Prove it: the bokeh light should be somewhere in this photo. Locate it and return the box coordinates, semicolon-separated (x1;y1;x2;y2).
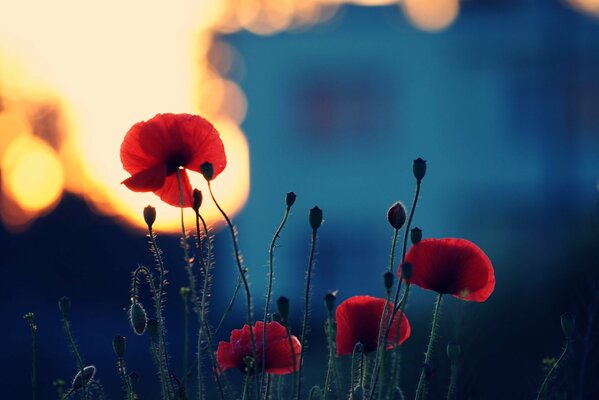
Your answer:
403;0;459;32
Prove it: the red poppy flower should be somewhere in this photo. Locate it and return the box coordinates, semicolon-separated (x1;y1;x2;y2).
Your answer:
399;238;495;302
216;321;301;375
120;113;226;208
335;295;410;356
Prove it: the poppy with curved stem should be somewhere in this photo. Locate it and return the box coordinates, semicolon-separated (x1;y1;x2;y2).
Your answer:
335;295;411;356
120;113;226;208
216;321;301;375
399;238;495;302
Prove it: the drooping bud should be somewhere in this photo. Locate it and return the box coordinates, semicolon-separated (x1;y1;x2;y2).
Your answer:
113;335;126;358
413;158;427;183
309;206;323;231
446;342;461;362
128;303;147;335
401;262;413;281
58;296;71;319
387;202;407;230
146;319;159;340
72;365;96;390
276;296;290;321
192;189;203;213
143;206;156;230
128;372;139;390
410;227;422;244
561;312;575;339
200;162;214;181
286;192;297;208
324;291;337;315
384;271;394;292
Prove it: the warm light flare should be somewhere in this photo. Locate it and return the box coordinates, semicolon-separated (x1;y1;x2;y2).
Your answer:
1;135;64;212
403;0;459;32
567;0;599;15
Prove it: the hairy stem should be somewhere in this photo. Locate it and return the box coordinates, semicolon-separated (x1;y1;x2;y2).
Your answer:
415;294;443;400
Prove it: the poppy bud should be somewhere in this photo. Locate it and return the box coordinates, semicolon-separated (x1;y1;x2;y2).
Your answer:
446;342;460;362
58;296;71;319
72;365;96;390
309;206;323;231
143;206;156;230
401;262;413;281
410;227;422;244
276;296;290;321
200;162;214;181
286;192;297;208
192;189;203;213
180;287;191;302
324;291;337;315
128;372;139;390
560;312;575;339
113;335;126;358
413;158;427;183
146;319;159;340
129;303;147;336
387;202;406;230
384;271;394;292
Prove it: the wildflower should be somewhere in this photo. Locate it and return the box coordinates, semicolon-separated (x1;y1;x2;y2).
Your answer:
399;238;495;302
216;321;300;375
335;295;410;356
120;113;226;208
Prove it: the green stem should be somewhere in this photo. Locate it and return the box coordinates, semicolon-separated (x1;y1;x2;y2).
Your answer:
323;316;341;400
296;229;318;400
415;293;443;400
261;205;292;395
446;362;457;400
215;277;242;334
208;181;258;397
242;372;252;400
117;358;133;400
151;338;169;400
387;284;411;398
183;293;190;397
536;341;570;400
286;324;298;398
61;317;87;400
24;314;37;400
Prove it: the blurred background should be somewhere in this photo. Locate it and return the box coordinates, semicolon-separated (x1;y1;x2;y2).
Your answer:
2;0;599;398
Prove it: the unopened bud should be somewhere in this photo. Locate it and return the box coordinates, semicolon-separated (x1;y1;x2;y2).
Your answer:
286;192;297;208
180;287;191;302
72;365;96;390
113;336;126;358
446;342;461;362
129;303;147;335
58;296;71;319
192;189;203;213
309;206;323;231
146;319;159;340
387;202;406;230
413;158;427;183
410;227;422;244
324;291;337;315
384;272;394;292
561;312;575;339
200;162;214;181
401;262;413;281
276;296;290;320
143;206;156;230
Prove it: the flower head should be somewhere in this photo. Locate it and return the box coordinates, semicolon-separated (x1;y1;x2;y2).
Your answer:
399;238;495;302
216;321;300;375
335;295;410;356
120;113;226;208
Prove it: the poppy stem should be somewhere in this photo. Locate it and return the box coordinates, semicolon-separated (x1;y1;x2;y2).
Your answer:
446;358;458;400
350;343;364;395
181;288;190;396
285;323;298;397
194;210;226;400
296;228;318;400
215;278;242;334
536;340;569;400
207;180;259;398
23;313;37;400
386;284;411;399
261;201;293;395
415;293;443;400
60;310;88;400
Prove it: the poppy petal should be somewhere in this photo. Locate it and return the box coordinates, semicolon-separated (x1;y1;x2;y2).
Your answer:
153;169;194;208
121;164;167;192
401;238;495;302
264;335;301;375
335;295;410;356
